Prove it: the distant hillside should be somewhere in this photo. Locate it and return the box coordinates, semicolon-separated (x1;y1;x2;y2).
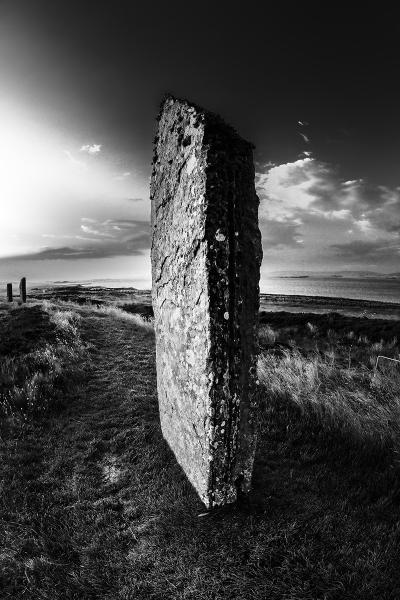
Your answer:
272;270;400;279
321;270;399;278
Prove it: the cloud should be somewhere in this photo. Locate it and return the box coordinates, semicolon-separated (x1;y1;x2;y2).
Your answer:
80;143;102;155
343;179;360;186
257;158;400;235
81;224;105;236
330;238;400;263
64;150;87;169
80;223;115;237
262;218;303;250
256;158;319;219
114;171;131;180
309;176;400;234
4;219;150;261
256;158;323;251
79;218;148;238
299;132;310;143
41;233;94;242
255;158;400;271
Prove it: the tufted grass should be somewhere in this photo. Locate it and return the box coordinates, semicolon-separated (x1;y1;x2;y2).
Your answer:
0;302;87;427
258;347;400;453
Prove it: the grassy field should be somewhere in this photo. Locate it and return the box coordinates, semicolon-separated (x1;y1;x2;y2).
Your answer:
1;299;400;599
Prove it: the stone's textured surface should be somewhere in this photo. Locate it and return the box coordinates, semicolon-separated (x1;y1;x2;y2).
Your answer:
19;277;26;303
151;95;262;508
6;283;12;302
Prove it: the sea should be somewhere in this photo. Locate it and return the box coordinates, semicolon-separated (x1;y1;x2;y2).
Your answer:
261;276;400;305
27;275;400;305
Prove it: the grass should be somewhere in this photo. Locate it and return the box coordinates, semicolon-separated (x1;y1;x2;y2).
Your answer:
258;318;400;456
95;304;154;330
35;297;154;330
260;309;400;344
258;348;400;452
1;301;400;599
0;302;87;427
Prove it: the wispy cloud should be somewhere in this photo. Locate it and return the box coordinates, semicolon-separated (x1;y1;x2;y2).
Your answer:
63;150;87;169
299;132;310;143
80;224;109;236
3;218;150;261
80;143;102;155
114;171;131;180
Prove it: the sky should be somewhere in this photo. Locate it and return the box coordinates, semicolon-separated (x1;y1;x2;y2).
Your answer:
1;1;400;288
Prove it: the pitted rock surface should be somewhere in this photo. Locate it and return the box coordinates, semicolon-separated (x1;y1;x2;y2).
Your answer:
150;95;262;507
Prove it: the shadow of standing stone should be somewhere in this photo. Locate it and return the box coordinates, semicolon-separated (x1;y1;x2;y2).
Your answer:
151;95;262;508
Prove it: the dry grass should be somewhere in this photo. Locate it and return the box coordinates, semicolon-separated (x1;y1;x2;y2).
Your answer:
258;347;400;452
95;304;154;330
258;324;277;345
36;297;154;331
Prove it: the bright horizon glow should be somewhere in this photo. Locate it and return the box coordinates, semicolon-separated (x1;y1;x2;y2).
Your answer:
0;97;149;261
0;99;68;256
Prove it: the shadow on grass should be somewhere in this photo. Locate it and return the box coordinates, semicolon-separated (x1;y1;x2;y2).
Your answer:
251;398;400;515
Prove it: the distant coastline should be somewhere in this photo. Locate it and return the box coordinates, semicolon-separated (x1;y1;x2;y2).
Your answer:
271;271;400;280
25;282;400;321
22;271;400;307
278;275;309;279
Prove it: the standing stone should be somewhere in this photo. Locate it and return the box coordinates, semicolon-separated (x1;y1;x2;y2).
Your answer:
6;283;12;302
150;95;262;508
19;277;26;303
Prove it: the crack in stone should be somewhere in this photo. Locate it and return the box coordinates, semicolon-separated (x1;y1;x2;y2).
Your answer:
155;254;170;284
183;238;203;289
155;194;171;214
155;157;188;215
192;423;205;455
156;244;182;288
194;289;204;306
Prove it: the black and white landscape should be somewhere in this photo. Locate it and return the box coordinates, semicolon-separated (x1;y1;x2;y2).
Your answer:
1;3;400;599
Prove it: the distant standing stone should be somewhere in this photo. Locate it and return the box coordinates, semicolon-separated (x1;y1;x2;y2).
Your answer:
7;283;12;302
19;277;26;303
151;95;262;508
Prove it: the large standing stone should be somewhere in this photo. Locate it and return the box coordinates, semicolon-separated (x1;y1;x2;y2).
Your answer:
7;283;12;302
19;277;26;303
150;95;262;508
